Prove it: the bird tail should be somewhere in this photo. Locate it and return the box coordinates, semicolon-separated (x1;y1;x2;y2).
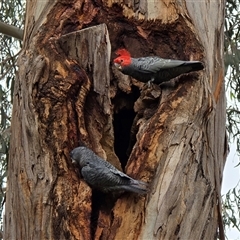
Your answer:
123;179;149;194
185;61;204;72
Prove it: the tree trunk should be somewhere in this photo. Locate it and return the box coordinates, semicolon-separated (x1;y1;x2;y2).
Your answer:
4;0;227;239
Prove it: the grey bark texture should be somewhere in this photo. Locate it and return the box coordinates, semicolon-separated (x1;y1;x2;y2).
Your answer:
4;0;226;239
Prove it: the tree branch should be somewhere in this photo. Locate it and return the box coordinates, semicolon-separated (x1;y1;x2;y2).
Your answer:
0;21;23;40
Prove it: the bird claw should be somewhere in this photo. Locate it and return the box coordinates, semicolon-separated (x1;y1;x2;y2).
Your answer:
147;78;154;88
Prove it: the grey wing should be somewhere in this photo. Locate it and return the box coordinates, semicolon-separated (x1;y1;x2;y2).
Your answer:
81;164;131;189
98;159;134;181
133;57;186;73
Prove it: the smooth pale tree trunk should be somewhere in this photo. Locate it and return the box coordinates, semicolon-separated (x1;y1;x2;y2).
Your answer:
4;0;226;239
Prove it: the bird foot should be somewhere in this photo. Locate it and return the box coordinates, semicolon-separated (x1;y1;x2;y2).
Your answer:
160;78;180;88
147;78;154;88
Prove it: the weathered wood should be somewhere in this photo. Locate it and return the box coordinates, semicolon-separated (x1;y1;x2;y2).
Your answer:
4;15;112;240
100;1;226;239
4;0;226;239
57;24;121;169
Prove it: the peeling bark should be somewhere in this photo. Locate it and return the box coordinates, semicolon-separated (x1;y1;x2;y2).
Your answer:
4;0;226;239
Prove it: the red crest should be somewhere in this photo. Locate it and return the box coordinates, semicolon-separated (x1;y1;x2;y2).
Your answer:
116;49;131;57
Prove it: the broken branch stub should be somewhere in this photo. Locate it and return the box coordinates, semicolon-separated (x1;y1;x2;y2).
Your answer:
58;23;111;107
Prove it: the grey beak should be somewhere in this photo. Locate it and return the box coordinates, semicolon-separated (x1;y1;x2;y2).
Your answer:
71;158;77;164
114;63;121;70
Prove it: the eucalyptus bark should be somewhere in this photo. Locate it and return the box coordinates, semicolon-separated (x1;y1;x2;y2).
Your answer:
4;0;226;240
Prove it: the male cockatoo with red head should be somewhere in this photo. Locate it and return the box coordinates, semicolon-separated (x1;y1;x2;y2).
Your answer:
113;49;204;84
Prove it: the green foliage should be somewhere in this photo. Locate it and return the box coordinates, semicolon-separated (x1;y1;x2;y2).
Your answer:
222;184;240;232
225;0;240;150
223;0;240;238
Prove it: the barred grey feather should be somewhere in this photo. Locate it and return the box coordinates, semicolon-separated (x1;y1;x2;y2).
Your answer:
113;49;204;84
70;146;148;194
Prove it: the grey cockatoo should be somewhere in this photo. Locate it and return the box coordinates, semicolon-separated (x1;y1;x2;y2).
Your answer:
70;146;148;194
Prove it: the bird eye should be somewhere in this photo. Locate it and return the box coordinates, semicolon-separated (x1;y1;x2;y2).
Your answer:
120;59;123;62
